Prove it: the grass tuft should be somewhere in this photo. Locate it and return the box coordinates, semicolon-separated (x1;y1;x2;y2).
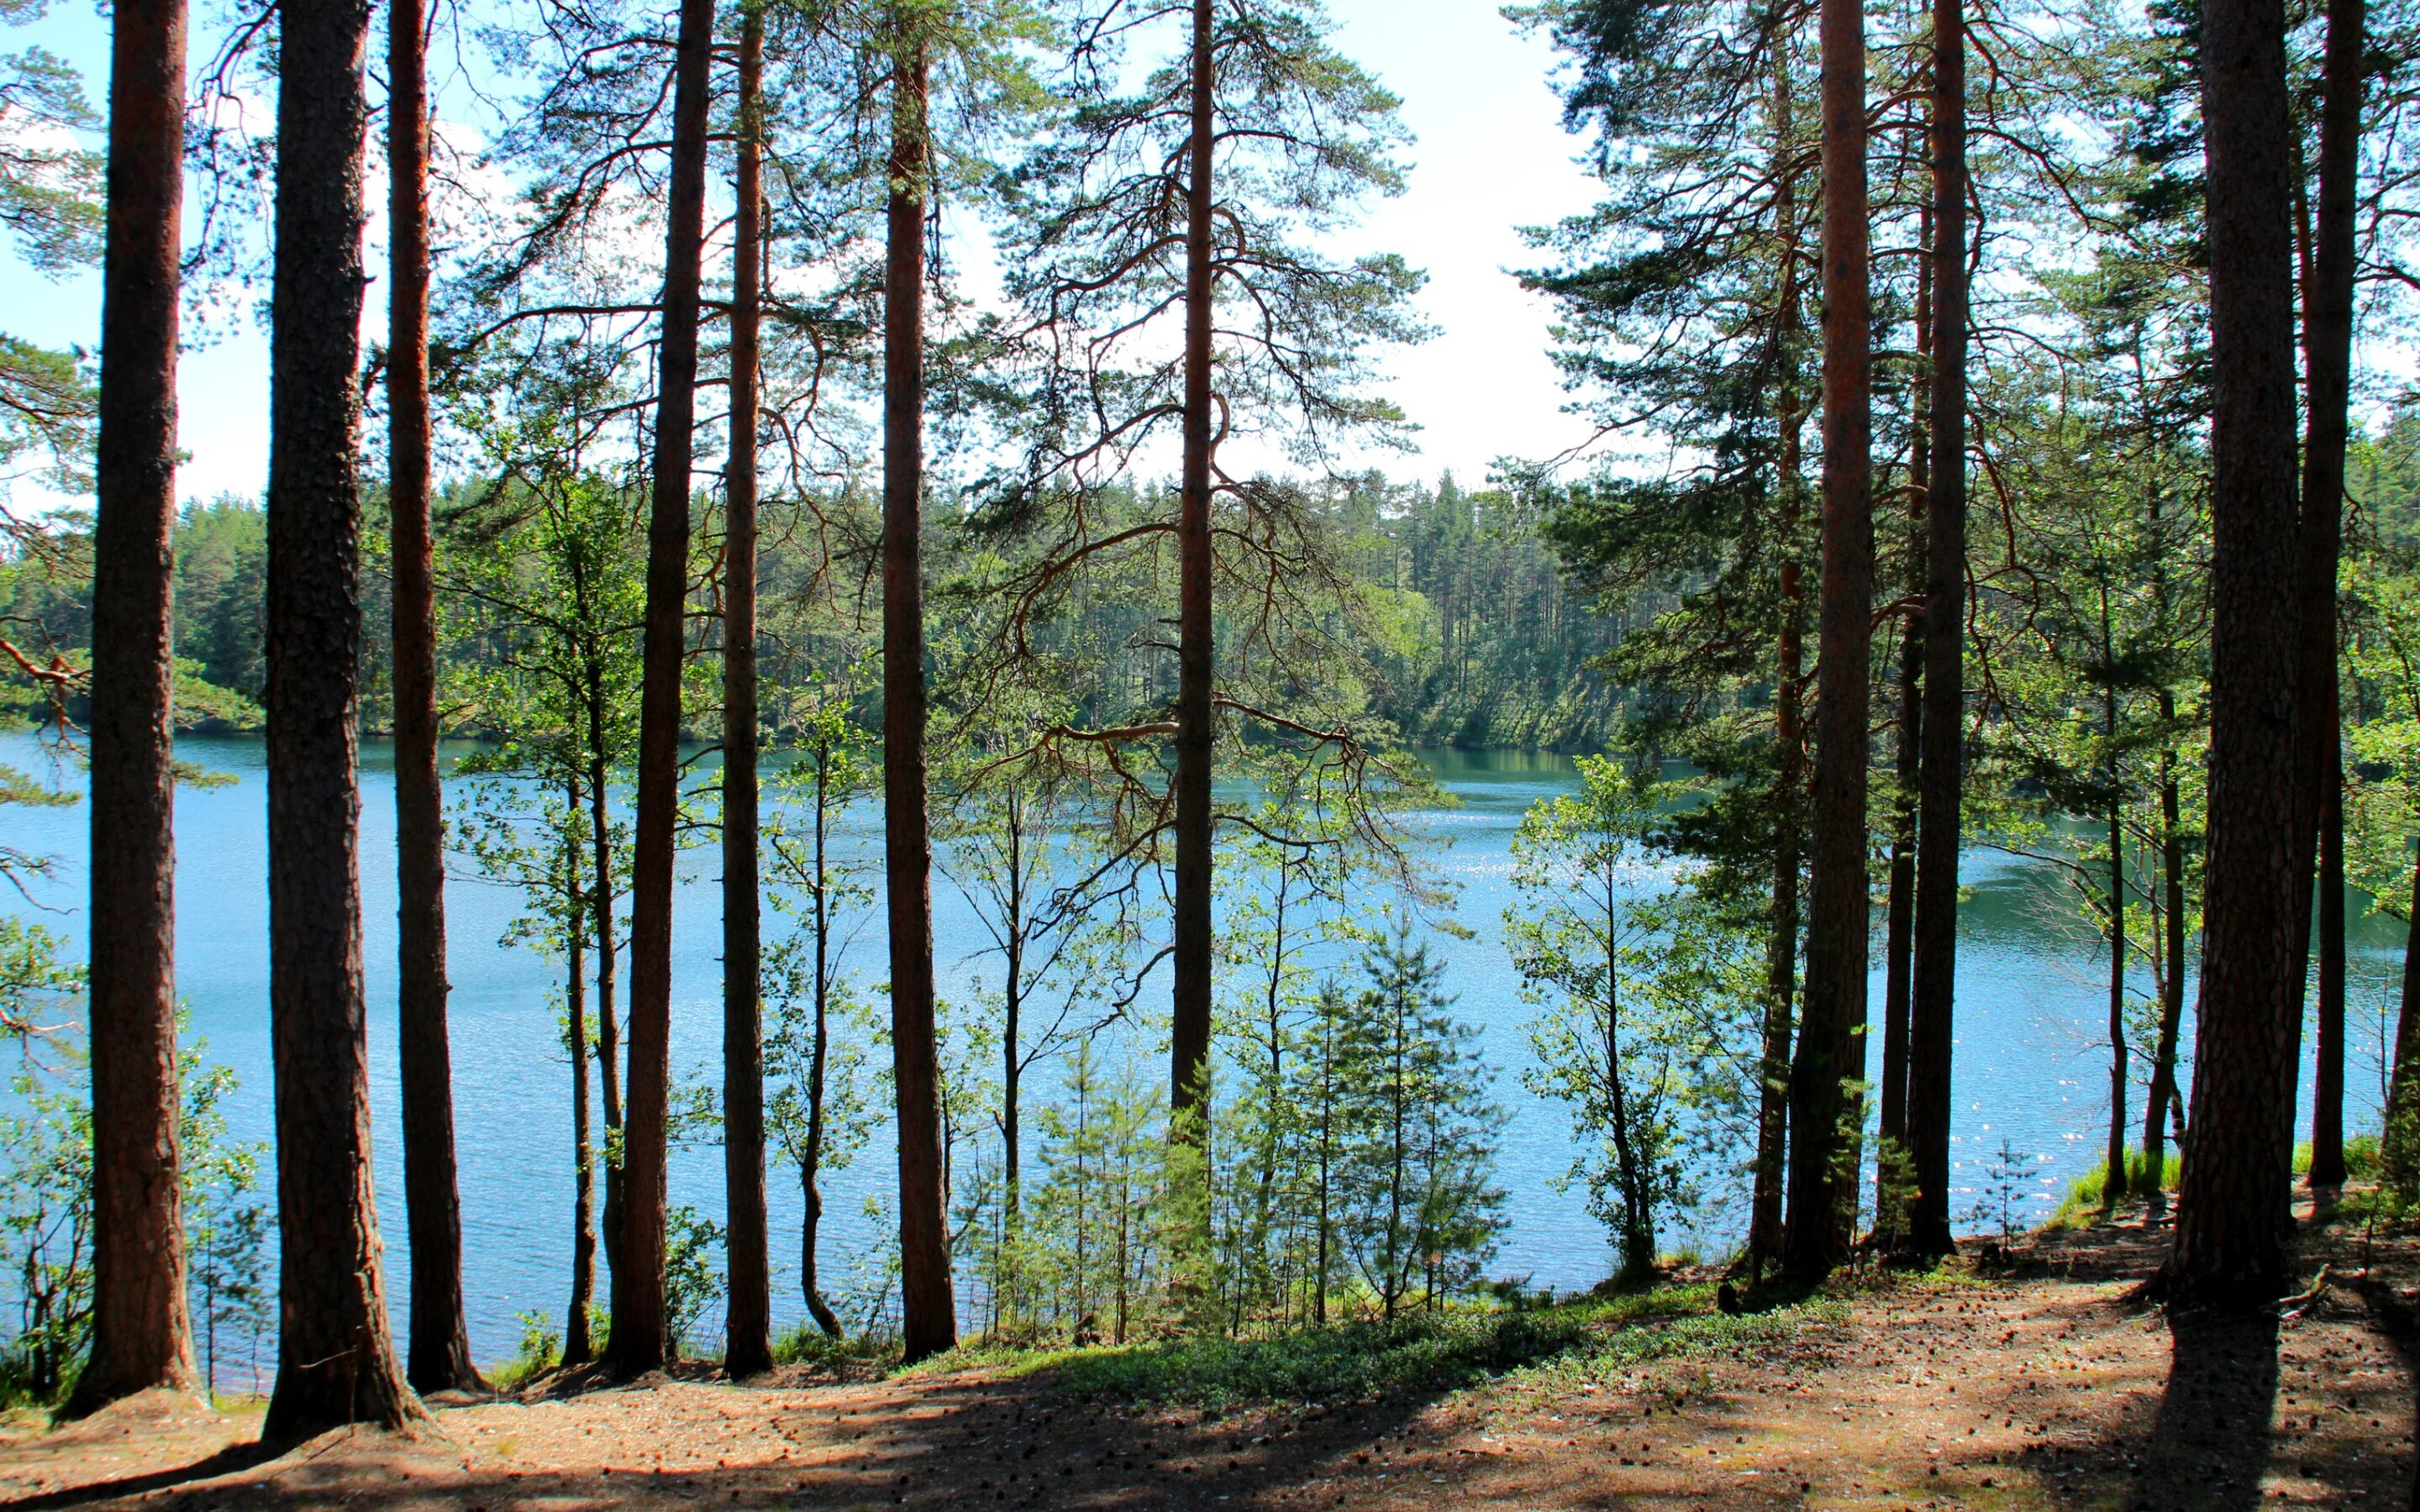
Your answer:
915;1282;1839;1411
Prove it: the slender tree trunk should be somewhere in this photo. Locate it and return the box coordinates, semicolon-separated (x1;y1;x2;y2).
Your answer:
2381;862;2420;1185
2144;716;2188;1214
1880;209;1932;1188
388;0;477;1397
1749;31;1803;1282
1783;0;1873;1278
2311;738;2348;1189
882;24;955;1365
801;753;842;1338
2105;738;2130;1208
1171;0;1218;1154
721;3;771;1379
565;792;597;1366
2300;0;2361;1194
587;693;623;1282
612;0;716;1374
261;0;421;1437
72;0;197;1416
2169;0;2307;1307
1903;0;1967;1260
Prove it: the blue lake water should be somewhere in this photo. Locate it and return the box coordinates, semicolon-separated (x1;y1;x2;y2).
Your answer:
0;732;2402;1375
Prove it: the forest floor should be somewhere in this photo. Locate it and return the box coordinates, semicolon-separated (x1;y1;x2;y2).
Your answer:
5;1200;2417;1511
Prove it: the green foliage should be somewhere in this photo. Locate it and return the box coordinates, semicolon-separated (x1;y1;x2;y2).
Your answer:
1328;924;1507;1320
1508;759;1763;1283
665;1205;726;1354
491;1310;565;1392
0;927;266;1408
1003;1281;1833;1411
2049;1150;2181;1227
1966;1140;2043;1245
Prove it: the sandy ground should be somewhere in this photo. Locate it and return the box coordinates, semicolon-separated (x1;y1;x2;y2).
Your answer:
4;1209;2414;1511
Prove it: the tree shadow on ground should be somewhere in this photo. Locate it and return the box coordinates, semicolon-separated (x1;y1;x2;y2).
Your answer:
2128;1308;2279;1512
4;1439;286;1511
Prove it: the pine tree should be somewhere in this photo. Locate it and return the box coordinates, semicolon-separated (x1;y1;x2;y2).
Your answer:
73;0;195;1414
260;0;420;1436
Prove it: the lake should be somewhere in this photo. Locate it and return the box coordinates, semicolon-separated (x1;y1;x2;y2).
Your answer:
0;732;2403;1373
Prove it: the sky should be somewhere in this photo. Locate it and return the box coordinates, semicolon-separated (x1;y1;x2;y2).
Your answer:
0;0;1607;510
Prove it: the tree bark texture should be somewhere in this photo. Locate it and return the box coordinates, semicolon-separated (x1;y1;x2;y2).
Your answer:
1783;0;1873;1279
722;3;771;1379
2170;0;2308;1306
1171;0;1218;1146
883;30;955;1365
261;0;421;1438
612;0;715;1374
1904;0;1967;1259
2299;0;2361;1194
387;0;477;1397
74;0;197;1415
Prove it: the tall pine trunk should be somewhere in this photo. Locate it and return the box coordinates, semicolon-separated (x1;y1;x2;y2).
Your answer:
1749;30;1804;1280
1783;0;1873;1278
721;2;771;1380
2169;0;2307;1307
73;0;197;1416
1903;0;1967;1259
2300;0;2361;1194
883;24;955;1365
388;0;477;1396
612;0;716;1373
1171;0;1218;1157
261;0;420;1437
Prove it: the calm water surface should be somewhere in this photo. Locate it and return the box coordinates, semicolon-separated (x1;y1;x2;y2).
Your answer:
0;733;2401;1365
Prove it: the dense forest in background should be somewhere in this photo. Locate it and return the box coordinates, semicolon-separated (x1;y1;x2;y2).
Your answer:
0;472;1624;753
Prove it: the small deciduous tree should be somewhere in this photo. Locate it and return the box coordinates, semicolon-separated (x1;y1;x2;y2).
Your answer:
1507;759;1681;1286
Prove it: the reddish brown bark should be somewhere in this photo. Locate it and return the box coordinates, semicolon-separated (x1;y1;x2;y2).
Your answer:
1903;0;1967;1259
722;1;771;1380
882;28;955;1365
1782;0;1873;1279
612;0;717;1374
2300;0;2361;1194
72;0;197;1416
260;0;421;1439
2168;0;2307;1307
388;0;478;1396
1170;0;1218;1150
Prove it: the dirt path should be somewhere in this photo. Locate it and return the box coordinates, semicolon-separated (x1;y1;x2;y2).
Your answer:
5;1213;2413;1511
